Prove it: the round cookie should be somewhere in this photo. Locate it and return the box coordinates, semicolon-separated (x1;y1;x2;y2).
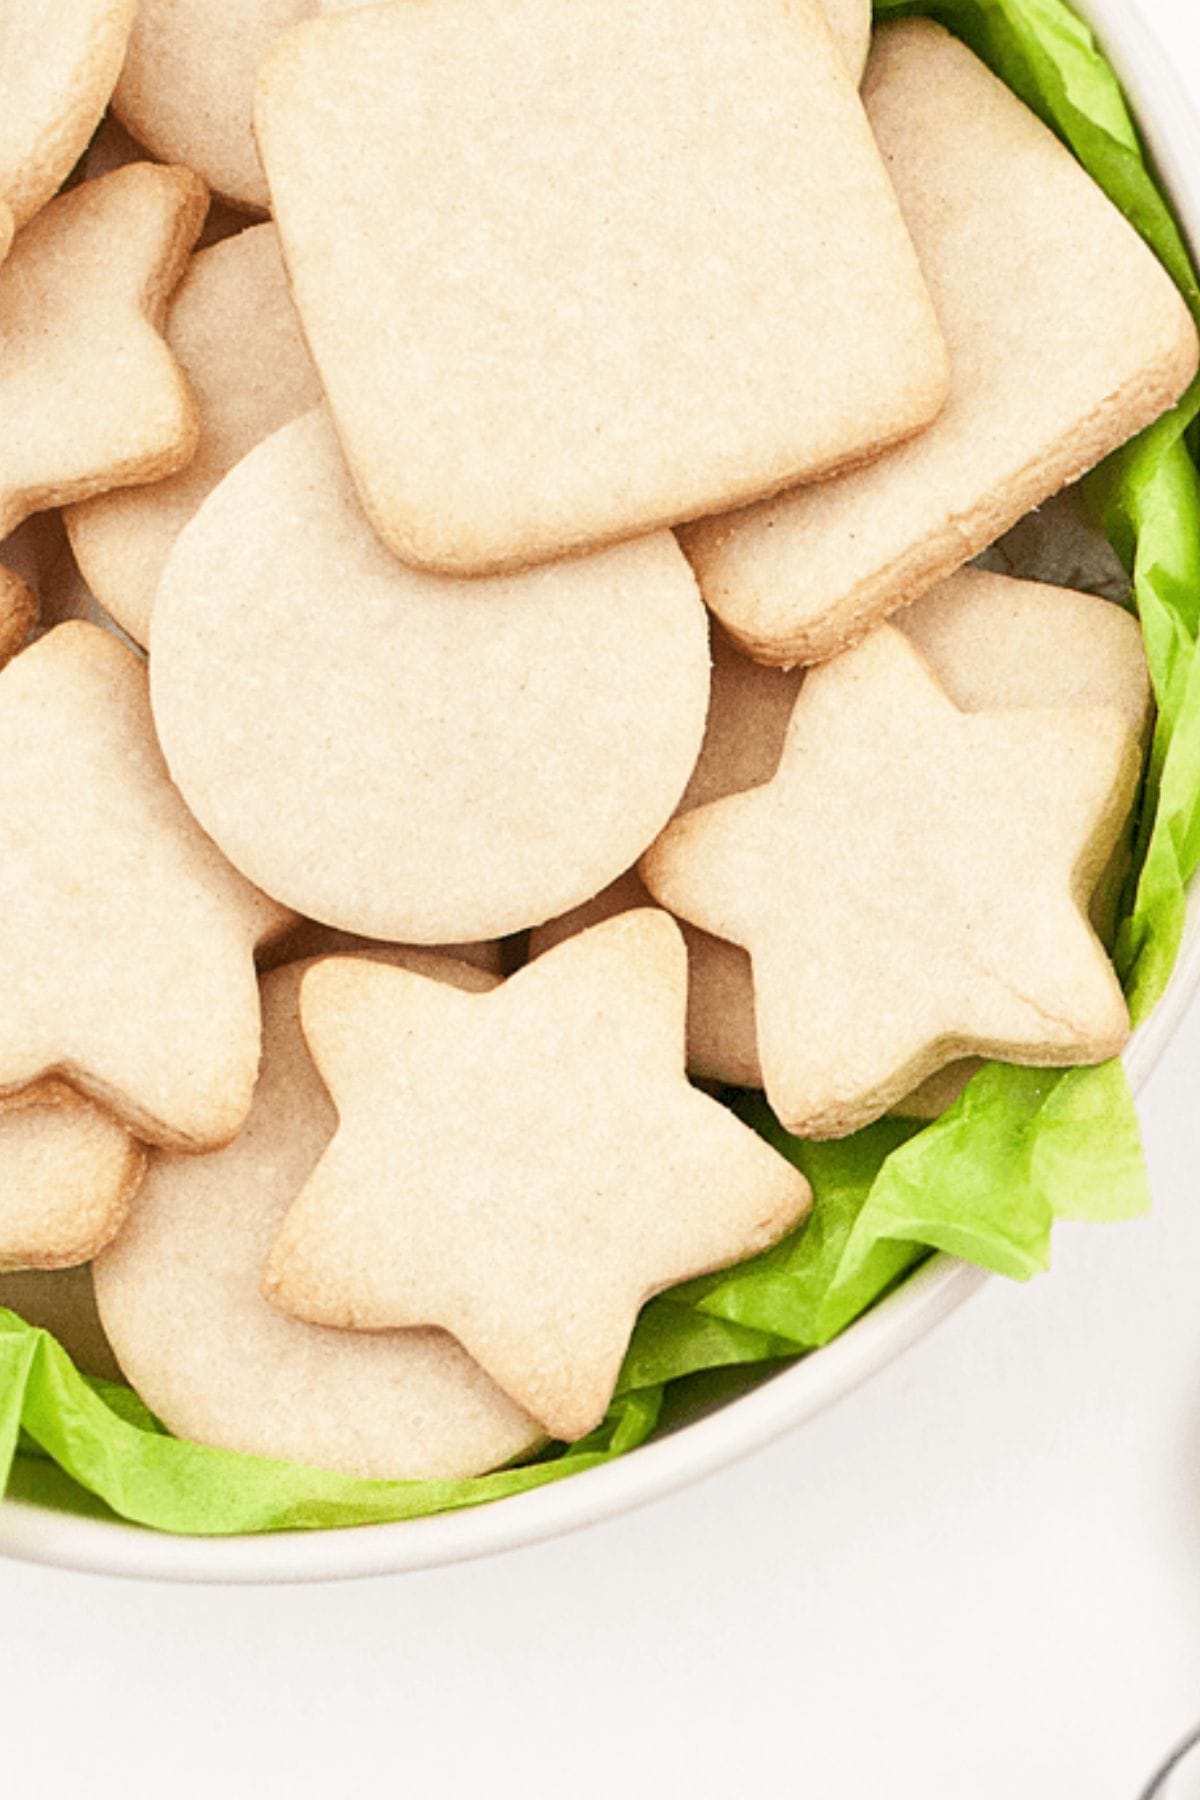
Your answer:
94;954;541;1480
113;0;311;212
150;408;710;944
537;578;1150;1097
67;225;321;645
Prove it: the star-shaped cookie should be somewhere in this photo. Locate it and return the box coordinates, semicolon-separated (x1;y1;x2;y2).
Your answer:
0;162;206;545
641;625;1140;1140
66;223;322;646
263;911;811;1440
0;623;292;1150
94;952;541;1481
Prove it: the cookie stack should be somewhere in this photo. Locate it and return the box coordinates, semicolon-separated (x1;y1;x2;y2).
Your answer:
0;0;1193;1481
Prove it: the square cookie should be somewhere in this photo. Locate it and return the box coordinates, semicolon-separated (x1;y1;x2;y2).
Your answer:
255;0;947;574
683;20;1199;665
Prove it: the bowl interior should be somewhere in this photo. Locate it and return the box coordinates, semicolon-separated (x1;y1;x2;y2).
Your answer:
2;0;1198;1582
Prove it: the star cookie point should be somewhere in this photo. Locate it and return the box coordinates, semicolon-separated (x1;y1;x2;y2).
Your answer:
265;914;811;1439
0;162;207;545
643;625;1139;1139
0;622;291;1152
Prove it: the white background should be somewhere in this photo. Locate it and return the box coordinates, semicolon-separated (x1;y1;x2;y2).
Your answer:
6;4;1200;1796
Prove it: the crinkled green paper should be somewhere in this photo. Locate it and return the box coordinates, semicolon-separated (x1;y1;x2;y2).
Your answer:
0;0;1194;1533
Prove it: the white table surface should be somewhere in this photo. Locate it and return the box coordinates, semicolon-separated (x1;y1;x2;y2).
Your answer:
8;4;1200;1795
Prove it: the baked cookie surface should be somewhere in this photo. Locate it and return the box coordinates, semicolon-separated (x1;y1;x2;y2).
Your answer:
0;164;207;543
114;0;310;211
256;0;946;574
151;409;711;944
0;623;291;1151
683;21;1199;665
95;955;541;1481
642;624;1140;1137
822;0;871;79
67;223;321;646
264;914;812;1439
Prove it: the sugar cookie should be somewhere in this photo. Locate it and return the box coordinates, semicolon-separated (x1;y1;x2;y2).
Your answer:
822;0;871;80
892;568;1151;1117
114;0;310;212
0;1266;121;1380
263;914;810;1439
901;569;1152;955
683;21;1199;665
538;576;1149;1096
0;623;292;1151
74;113;248;253
0;165;207;548
0;1081;145;1272
256;0;947;575
0;1;136;229
529;873;763;1091
67;225;321;645
531;626;801;1086
94;954;541;1479
899;569;1150;734
151;409;710;943
642;625;1140;1139
331;0;871;77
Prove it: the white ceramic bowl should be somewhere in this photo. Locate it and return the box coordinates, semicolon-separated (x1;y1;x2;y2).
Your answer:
3;0;1199;1583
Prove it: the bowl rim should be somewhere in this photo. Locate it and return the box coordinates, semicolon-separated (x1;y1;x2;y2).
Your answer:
2;0;1197;1585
